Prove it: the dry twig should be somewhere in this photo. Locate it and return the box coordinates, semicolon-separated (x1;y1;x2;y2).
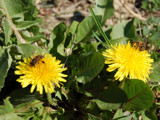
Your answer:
119;0;146;21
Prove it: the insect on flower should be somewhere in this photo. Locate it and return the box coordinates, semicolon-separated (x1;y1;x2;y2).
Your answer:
30;55;45;67
103;42;154;82
131;41;146;51
15;54;67;94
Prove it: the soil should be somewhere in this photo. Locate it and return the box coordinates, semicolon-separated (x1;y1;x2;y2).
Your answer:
35;0;146;35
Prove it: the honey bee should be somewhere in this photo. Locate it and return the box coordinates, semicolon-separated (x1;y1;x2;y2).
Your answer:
131;41;146;51
30;55;45;67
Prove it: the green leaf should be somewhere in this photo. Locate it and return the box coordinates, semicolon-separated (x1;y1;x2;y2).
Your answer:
9;45;23;56
76;52;105;84
9;88;39;105
66;21;79;48
110;22;125;39
93;83;127;110
19;44;47;58
94;0;114;24
0;97;14;114
0;9;4;17
113;109;133;120
15;100;44;120
124;19;136;38
87;113;100;120
110;20;136;40
110;37;128;45
149;61;160;82
22;35;44;43
86;102;100;116
55;91;62;101
149;32;160;48
68;21;79;35
16;19;43;30
141;103;158;120
48;22;66;55
124;79;154;112
89;6;110;45
0;97;24;120
4;19;12;45
0;0;24;18
100;110;113;120
0;48;12;91
76;16;100;43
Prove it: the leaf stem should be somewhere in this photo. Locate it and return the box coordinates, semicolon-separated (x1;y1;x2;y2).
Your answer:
92;31;109;48
47;92;57;106
1;0;26;43
119;79;126;89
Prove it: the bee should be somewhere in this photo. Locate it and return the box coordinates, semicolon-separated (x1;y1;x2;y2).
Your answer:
131;41;146;51
30;55;45;67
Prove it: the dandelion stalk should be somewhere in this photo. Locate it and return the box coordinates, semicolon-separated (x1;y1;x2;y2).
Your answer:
47;92;57;106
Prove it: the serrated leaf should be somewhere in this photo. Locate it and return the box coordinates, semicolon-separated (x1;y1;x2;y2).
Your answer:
55;91;62;101
149;61;160;82
76;16;100;43
0;97;14;114
15;99;43;120
19;44;47;58
0;97;24;120
0;48;12;91
124;79;154;112
76;52;105;84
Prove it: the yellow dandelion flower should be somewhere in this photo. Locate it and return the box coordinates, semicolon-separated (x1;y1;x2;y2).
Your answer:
103;42;154;82
15;54;67;94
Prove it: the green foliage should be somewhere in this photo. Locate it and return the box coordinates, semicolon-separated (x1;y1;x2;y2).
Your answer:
93;83;127;110
124;79;154;112
0;48;12;91
76;52;105;84
141;0;160;12
76;16;100;43
149;61;160;82
94;0;114;25
0;97;24;120
0;0;159;119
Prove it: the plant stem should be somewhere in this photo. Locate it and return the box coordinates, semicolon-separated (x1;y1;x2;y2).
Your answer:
47;92;57;106
89;6;111;46
1;0;26;43
119;79;126;89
